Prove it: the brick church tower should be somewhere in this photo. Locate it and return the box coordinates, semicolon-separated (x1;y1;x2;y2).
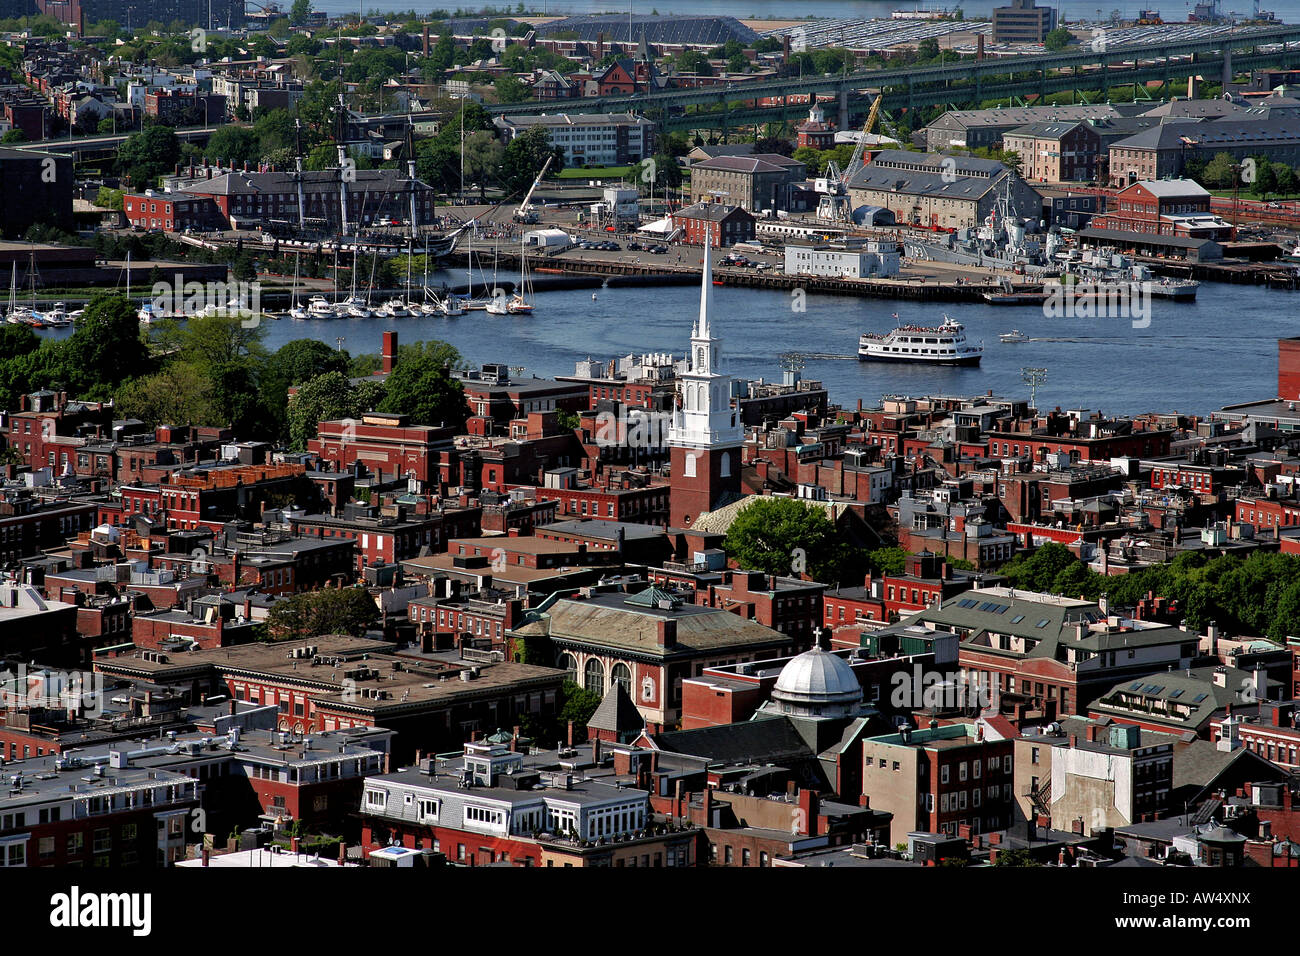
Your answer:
668;230;743;528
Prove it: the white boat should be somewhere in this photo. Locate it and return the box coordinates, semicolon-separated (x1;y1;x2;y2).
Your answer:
138;301;164;324
339;294;371;318
381;298;410;317
858;315;982;365
439;294;465;316
43;302;72;327
307;295;336;318
289;305;310;320
999;329;1029;343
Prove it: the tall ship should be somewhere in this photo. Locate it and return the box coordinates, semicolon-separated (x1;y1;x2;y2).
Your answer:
858;314;982;365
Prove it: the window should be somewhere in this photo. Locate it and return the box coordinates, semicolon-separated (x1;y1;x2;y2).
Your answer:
584;658;605;694
558;654;577;683
611;663;631;695
365;789;386;810
67;832;84;855
0;840;25;867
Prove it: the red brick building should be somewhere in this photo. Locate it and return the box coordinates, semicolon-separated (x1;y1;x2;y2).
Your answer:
670;203;756;247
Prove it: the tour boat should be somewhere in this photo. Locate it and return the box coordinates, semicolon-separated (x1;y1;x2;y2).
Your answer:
858;314;982;366
999;329;1029;343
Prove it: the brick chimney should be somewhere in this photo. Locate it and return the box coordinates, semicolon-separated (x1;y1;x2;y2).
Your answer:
656;618;677;648
796;789;819;836
566;719;575;747
338;842;347;865
382;330;398;375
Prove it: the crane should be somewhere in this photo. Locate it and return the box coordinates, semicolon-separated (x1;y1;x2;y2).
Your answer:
513;155;554;224
816;93;885;223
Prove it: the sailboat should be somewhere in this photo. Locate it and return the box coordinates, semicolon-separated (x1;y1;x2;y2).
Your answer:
289;252;309;319
416;240;441;315
341;247;370;317
486;232;534;315
20;248;46;327
4;262;32;325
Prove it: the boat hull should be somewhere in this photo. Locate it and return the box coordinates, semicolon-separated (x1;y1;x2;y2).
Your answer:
858;351;982;366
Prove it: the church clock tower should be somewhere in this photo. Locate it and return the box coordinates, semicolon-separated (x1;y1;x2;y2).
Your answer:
667;229;743;528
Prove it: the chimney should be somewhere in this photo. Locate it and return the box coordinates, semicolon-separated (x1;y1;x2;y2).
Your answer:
291;836;301;854
338;842;347;865
656;618;677;648
797;789;818;836
591;736;602;763
201;845;209;867
382;330;398;375
566;720;575;747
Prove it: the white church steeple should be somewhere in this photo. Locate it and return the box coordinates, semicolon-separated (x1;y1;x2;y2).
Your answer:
669;225;743;452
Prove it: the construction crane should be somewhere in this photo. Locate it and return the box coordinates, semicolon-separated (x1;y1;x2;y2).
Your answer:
816;93;885;223
512;155;554;224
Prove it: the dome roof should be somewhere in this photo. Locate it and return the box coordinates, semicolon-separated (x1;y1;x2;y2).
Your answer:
772;645;863;707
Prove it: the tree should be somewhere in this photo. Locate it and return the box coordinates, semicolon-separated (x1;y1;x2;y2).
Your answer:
289;0;311;24
916;37;940;60
205;125;259;165
1249;155;1277;200
463;130;505;200
114;361;216;427
117;125;180;187
0;129;26;144
1273;162;1298;197
178;313;267;370
675;49;712;76
500;126;558;196
265;589;378;640
376;340;468;429
726;52;750;74
1002;150;1024;176
494;74;530;104
287;370;370;450
95;186;124;210
61;293;150;396
637;154;681;191
1044;27;1073;51
754;136;794;158
722;497;860;585
1201;152;1238;190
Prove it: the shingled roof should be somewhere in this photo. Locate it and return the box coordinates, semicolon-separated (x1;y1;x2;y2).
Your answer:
588;682;644;737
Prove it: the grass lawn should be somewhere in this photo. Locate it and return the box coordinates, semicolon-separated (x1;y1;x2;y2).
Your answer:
555;165;634;179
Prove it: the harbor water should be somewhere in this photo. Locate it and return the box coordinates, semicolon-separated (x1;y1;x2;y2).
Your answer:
172;275;1289;417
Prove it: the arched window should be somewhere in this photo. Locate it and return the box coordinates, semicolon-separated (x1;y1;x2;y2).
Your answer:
584;658;605;694
558;653;577;684
611;663;631;695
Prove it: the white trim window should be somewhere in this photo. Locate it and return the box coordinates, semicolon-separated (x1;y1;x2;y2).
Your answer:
364;788;387;810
